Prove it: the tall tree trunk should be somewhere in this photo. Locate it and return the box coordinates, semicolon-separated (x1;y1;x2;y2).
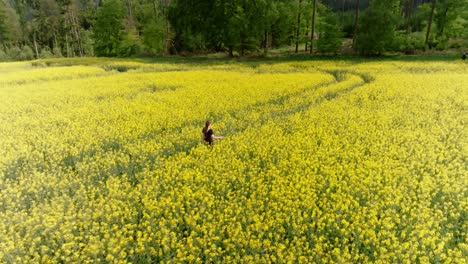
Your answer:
295;0;302;53
305;24;309;51
65;34;70;57
425;0;436;47
310;0;317;54
64;17;71;57
264;30;268;55
406;0;414;33
162;0;170;55
437;7;448;38
67;7;84;57
152;0;158;17
342;0;346;25
54;32;59;53
33;31;39;59
126;0;133;18
352;0;360;48
73;12;84;56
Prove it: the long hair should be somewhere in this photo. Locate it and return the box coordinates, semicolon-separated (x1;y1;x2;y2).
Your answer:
202;120;211;134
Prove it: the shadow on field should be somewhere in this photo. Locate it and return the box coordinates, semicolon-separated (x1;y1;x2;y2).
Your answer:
33;53;461;72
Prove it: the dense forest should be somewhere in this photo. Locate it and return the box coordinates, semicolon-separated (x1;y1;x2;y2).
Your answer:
0;0;466;60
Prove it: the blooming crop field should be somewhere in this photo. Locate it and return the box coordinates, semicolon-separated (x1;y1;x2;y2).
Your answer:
0;57;466;263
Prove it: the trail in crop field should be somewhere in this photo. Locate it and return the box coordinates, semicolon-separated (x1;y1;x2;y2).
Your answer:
0;58;466;263
158;70;372;159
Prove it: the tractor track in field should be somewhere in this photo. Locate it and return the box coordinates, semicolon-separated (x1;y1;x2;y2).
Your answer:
155;69;373;160
1;69;375;187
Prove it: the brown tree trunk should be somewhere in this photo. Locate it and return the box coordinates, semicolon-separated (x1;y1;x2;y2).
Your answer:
65;34;70;57
33;31;39;59
67;7;84;56
352;0;360;49
72;11;84;56
425;0;436;47
406;0;414;33
295;0;302;53
126;0;133;17
153;0;158;17
310;0;317;54
342;0;346;25
305;24;309;51
161;0;170;55
437;7;448;38
54;32;59;53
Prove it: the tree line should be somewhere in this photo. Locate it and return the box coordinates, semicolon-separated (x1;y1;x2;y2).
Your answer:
0;0;466;60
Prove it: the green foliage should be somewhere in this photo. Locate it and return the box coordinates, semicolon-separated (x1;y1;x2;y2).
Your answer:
339;11;357;38
0;49;8;61
0;1;10;46
434;0;467;39
270;2;295;47
420;0;467;50
53;46;62;58
391;32;425;54
7;46;21;60
20;46;35;60
317;9;343;54
0;0;465;60
135;0;167;54
81;30;95;57
40;47;54;59
117;29;142;57
410;3;432;33
450;16;468;39
7;46;34;61
141;21;165;55
94;0;125;56
168;0;292;55
355;0;401;55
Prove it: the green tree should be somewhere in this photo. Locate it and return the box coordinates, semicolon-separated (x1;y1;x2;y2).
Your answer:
352;0;360;48
118;28;142;56
168;0;273;56
135;0;166;55
310;0;318;53
269;1;296;48
295;0;303;53
425;0;437;46
94;0;125;56
0;1;22;52
355;0;401;55
432;0;467;48
0;1;9;52
317;7;343;54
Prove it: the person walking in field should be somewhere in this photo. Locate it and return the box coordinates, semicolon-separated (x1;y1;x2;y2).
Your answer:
202;120;224;145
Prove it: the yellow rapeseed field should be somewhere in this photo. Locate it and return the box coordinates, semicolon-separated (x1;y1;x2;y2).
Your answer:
0;57;466;263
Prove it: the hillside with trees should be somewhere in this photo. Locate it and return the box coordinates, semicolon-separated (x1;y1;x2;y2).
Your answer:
0;0;466;60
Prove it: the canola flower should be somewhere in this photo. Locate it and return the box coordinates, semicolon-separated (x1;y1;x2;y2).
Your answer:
0;58;467;263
